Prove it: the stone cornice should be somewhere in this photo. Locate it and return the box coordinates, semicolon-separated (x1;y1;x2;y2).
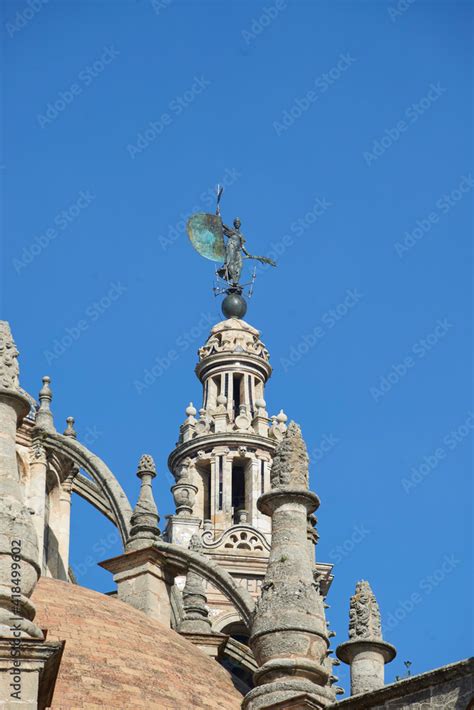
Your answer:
168;431;277;473
195;351;272;383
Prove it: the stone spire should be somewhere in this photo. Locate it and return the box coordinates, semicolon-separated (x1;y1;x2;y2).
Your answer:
126;455;161;551
336;580;396;696
179;534;212;634
243;422;333;709
270;420;309;489
0;322;43;639
35;375;55;431
349;580;382;641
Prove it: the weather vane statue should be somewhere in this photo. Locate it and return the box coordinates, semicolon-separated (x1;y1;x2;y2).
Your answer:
186;185;276;319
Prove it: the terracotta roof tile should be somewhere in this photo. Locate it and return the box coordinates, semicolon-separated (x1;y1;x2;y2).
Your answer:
32;577;242;710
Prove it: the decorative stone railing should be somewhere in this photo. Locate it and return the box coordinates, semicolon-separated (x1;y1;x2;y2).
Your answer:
201;525;271;554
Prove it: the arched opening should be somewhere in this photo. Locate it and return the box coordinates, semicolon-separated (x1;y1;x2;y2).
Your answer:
221;620;250;645
219;620;253;694
231;459;246;523
196;459;211;521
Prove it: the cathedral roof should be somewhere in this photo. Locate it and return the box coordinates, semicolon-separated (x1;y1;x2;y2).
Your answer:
32;577;242;709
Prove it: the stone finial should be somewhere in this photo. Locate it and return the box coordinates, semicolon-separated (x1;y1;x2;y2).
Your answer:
0;321;20;390
179;534;212;633
137;453;156;478
63;416;77;438
349;580;382;641
336;580;396;696
36;375;55;430
276;409;288;424
185;402;197;418
270;420;309;489
126;454;161;551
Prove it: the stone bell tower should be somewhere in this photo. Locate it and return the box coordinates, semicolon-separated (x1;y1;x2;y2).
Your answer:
165;316;333;635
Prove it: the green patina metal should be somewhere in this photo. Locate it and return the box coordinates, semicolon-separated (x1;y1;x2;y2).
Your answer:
187;212;225;263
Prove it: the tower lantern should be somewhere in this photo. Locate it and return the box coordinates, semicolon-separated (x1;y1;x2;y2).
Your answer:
166;316;282;546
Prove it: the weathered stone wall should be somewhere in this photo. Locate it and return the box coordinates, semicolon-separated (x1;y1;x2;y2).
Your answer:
333;658;474;709
369;674;473;709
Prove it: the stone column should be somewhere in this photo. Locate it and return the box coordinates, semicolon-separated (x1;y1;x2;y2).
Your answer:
56;471;76;581
246;456;261;527
0;324;64;707
27;439;48;573
0;323;42;640
243;422;333;710
336;580;396;695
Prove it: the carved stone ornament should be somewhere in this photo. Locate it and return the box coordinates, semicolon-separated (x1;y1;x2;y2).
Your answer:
270;421;309;489
198;319;270;362
0;321;20;390
201;524;270;553
348;580;382;641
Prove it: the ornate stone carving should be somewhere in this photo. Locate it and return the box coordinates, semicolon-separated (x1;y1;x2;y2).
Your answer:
201;525;270;553
198;319;270;362
195;408;214;436
270;420;309;489
30;436;46;463
172;458;198;517
0;321;20;390
336;580;396;696
348;580;382;641
62;467;79;494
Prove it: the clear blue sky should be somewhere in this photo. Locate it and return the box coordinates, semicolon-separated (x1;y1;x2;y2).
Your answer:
2;0;472;693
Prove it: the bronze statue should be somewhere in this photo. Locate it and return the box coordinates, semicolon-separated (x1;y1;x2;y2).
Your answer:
186;189;276;288
217;217;276;286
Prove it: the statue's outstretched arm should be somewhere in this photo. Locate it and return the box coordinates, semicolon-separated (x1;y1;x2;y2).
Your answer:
243;246;277;267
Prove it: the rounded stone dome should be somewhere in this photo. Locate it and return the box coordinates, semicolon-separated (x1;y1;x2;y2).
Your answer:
32;577;242;709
